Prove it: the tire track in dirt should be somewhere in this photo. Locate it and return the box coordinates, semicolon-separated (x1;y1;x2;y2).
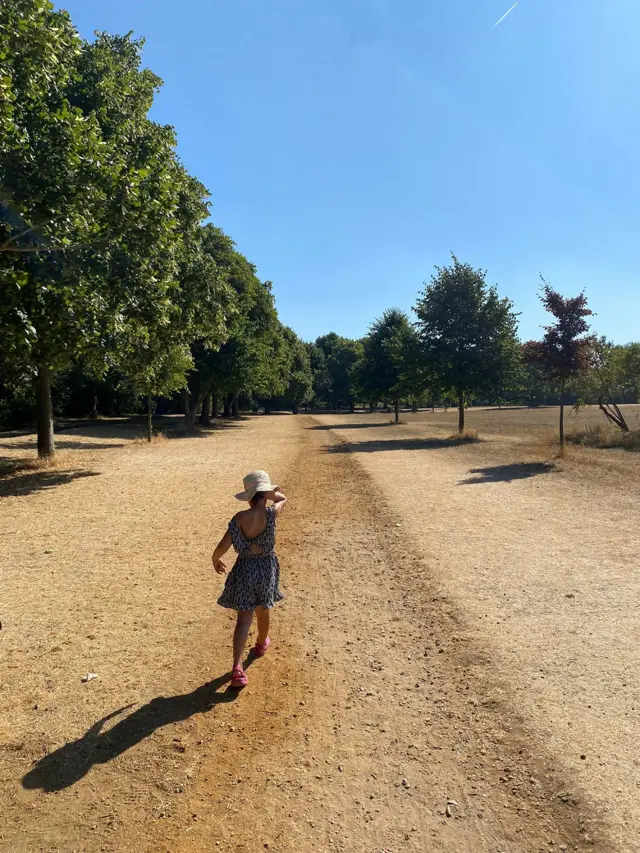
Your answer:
153;417;613;853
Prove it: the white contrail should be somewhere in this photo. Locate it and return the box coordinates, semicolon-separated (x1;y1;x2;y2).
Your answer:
491;0;521;30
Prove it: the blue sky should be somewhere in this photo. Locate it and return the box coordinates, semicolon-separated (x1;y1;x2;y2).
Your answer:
57;0;639;344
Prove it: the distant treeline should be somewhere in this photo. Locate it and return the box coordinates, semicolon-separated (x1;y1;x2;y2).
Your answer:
1;3;638;454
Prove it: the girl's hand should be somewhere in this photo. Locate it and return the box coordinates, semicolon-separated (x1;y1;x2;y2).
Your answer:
213;557;227;574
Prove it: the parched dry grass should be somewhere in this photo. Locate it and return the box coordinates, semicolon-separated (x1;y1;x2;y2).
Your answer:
404;403;640;442
0;449;77;478
450;427;480;443
567;423;640;451
131;431;169;446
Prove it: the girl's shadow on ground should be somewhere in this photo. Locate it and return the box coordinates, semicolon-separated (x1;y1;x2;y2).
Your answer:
22;666;250;793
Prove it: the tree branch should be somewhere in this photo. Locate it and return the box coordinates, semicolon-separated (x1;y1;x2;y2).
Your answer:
0;225;39;251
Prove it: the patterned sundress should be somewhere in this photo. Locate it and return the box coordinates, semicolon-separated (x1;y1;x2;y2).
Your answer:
217;506;285;611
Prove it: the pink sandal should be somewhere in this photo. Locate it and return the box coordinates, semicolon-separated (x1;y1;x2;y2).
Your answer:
252;637;271;657
231;666;248;688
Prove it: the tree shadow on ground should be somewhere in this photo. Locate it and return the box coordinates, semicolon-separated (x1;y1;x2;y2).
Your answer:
310;422;392;431
459;462;556;485
1;439;126;452
0;469;100;499
326;436;481;453
0;418;242;450
166;420;241;439
22;665;254;792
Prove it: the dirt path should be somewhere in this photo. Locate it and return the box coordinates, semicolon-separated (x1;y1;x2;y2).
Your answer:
0;415;623;852
312;414;640;852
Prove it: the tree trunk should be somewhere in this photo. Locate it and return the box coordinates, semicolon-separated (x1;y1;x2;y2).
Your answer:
182;389;191;423
559;380;565;446
212;392;219;420
411;401;418;413
264;401;272;415
599;400;630;432
90;394;99;419
458;395;465;433
147;393;153;442
292;401;299;415
200;393;211;426
36;364;55;458
232;393;240;419
223;394;232;419
394;398;400;424
186;395;200;431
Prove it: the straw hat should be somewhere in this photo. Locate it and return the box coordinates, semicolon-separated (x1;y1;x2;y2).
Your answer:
235;470;279;502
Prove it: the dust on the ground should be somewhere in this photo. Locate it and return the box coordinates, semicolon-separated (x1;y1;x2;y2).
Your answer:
0;411;631;852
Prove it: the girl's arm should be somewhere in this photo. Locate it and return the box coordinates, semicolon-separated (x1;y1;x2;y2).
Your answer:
212;529;233;574
267;490;287;516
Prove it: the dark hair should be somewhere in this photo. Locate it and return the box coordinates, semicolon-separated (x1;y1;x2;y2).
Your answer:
250;491;267;506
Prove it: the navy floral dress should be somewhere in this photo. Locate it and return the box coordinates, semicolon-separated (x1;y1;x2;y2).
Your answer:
218;506;285;611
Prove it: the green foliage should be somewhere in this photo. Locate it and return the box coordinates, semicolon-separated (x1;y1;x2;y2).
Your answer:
306;342;331;406
0;366;36;428
186;226;280;411
2;4;634;448
281;327;314;412
0;5;234;449
359;309;419;417
315;333;363;410
414;255;521;428
574;338;640;431
52;362;139;419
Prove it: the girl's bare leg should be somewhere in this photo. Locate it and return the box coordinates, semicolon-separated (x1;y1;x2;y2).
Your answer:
255;607;270;645
233;610;254;668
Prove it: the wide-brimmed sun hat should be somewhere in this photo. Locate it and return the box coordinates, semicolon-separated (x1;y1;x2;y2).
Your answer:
235;470;279;502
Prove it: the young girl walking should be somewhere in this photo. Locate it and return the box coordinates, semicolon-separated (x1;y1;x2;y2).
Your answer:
212;471;287;688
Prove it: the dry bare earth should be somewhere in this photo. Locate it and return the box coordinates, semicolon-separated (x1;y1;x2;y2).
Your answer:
0;409;637;852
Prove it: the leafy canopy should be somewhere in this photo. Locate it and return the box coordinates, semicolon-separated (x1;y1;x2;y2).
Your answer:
530;280;593;385
414;254;521;403
359;308;418;404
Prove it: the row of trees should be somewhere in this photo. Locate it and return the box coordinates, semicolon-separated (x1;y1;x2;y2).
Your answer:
0;0;313;455
2;4;637;455
302;259;639;443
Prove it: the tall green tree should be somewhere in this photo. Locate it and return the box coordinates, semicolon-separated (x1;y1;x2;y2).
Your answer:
359;308;418;423
253;322;295;413
528;281;593;446
414;255;521;432
185;226;278;424
281;328;314;414
306;342;331;408
315;333;363;412
0;6;190;456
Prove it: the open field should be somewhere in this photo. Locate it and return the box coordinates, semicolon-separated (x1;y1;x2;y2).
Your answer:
371;403;640;443
1;408;639;852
